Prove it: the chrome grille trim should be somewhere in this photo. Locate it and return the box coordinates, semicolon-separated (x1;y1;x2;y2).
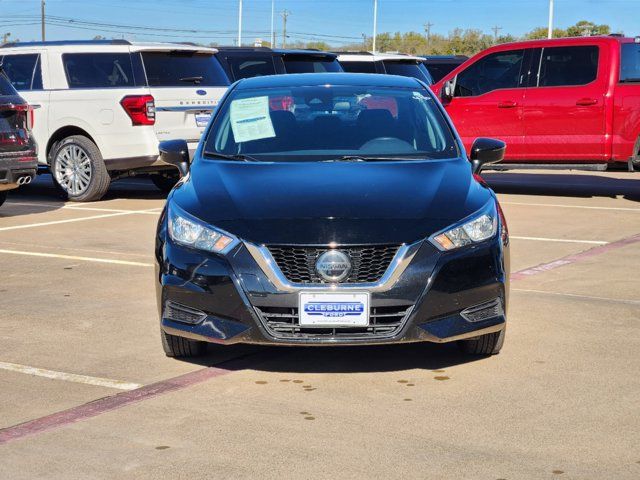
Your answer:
244;240;422;292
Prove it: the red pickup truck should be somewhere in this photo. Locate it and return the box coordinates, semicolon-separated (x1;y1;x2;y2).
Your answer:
432;36;640;170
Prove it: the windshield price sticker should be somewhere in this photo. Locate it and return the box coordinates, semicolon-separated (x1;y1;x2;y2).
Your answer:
230;96;276;143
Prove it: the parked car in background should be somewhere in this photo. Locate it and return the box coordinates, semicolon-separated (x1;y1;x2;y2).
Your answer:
337;52;433;84
154;73;509;358
0;66;37;208
432;36;640;170
422;55;468;82
0;40;229;201
215;47;342;81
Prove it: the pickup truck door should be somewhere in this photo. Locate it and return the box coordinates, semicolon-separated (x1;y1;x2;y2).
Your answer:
440;48;527;160
522;45;607;162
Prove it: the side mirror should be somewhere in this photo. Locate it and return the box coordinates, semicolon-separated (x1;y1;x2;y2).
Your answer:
469;138;506;174
159;139;190;177
441;79;455;102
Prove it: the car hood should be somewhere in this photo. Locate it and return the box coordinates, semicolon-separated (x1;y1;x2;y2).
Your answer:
172;158;493;245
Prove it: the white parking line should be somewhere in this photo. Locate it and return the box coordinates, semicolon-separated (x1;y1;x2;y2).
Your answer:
0;361;143;391
5;201;163;214
501;201;640;212
513;288;640;306
0;208;160;232
0;249;153;267
510;235;608;245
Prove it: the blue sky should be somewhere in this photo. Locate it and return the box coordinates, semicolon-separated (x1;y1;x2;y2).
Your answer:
1;0;637;46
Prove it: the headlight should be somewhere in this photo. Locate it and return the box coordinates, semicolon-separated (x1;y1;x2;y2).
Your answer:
430;202;498;251
168;204;239;254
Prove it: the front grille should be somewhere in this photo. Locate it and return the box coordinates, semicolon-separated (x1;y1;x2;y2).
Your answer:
255;305;413;339
267;245;400;284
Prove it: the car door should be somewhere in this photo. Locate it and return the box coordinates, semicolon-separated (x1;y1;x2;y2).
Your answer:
0;51;51;165
522;44;606;162
442;49;528;160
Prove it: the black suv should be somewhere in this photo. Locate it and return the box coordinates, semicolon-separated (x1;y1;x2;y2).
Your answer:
215;47;342;81
0;67;37;208
421;55;468;82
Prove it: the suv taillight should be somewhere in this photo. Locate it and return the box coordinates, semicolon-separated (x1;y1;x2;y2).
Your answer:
120;95;155;126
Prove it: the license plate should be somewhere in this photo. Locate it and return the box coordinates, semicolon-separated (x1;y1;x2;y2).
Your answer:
299;292;369;327
195;113;211;127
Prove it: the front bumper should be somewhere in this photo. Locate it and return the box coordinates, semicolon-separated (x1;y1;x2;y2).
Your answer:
155;213;509;346
0;151;38;192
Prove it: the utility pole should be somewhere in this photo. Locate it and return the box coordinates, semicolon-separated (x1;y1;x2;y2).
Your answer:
281;10;290;49
361;33;367;51
270;0;275;47
41;0;46;41
491;25;502;42
237;0;243;46
547;0;554;39
372;0;378;53
424;21;434;47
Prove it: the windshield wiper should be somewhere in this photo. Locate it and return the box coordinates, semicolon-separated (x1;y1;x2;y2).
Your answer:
620;78;640;83
326;155;425;162
203;152;261;162
179;76;203;84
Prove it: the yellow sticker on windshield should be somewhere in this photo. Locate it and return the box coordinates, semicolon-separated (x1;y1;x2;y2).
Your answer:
230;96;276;143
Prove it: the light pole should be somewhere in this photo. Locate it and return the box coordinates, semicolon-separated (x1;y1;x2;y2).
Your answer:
547;0;554;39
270;0;275;47
237;0;243;46
372;0;378;53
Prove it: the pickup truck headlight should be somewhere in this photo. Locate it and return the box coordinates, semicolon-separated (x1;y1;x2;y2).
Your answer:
430;202;498;251
168;204;239;254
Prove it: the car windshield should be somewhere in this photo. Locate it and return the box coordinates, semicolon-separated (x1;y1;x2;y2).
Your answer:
204;84;458;162
141;51;229;87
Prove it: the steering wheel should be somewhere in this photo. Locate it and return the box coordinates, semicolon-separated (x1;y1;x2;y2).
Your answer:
360;137;415;153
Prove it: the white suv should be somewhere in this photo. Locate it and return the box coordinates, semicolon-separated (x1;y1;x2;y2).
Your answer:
0;40;229;201
337;52;434;85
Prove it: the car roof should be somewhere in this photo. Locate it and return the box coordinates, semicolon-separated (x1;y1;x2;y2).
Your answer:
337;52;426;62
215;47;337;59
480;35;638;52
0;40;217;53
234;72;423;90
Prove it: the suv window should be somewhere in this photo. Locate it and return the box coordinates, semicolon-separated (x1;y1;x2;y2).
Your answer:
0;54;43;91
141;51;229;87
537;46;599;87
620;43;640;83
455;49;525;97
0;71;19;96
227;57;276;80
382;61;433;84
63;53;137;88
282;56;342;74
340;61;377;74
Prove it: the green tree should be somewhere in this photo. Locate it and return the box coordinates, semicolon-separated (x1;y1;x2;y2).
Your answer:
566;20;610;37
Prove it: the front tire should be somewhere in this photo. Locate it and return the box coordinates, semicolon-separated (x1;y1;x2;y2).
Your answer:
0;191;7;208
161;329;207;358
457;328;505;355
51;135;110;202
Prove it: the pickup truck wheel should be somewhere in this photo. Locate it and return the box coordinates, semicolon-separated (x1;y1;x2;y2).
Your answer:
150;173;179;193
51;135;110;202
161;329;207;358
0;191;7;208
457;328;505;355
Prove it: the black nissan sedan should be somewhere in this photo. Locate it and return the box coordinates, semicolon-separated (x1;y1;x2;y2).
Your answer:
155;73;509;358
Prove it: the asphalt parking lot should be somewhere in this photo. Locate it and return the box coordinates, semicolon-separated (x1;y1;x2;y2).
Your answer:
0;170;639;479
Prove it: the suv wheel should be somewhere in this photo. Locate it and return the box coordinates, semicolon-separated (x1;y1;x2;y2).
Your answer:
0;191;7;208
161;329;207;358
457;328;505;355
51;135;110;202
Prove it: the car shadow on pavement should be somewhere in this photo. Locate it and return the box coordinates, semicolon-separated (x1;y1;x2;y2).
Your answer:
187;342;486;373
483;172;640;202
